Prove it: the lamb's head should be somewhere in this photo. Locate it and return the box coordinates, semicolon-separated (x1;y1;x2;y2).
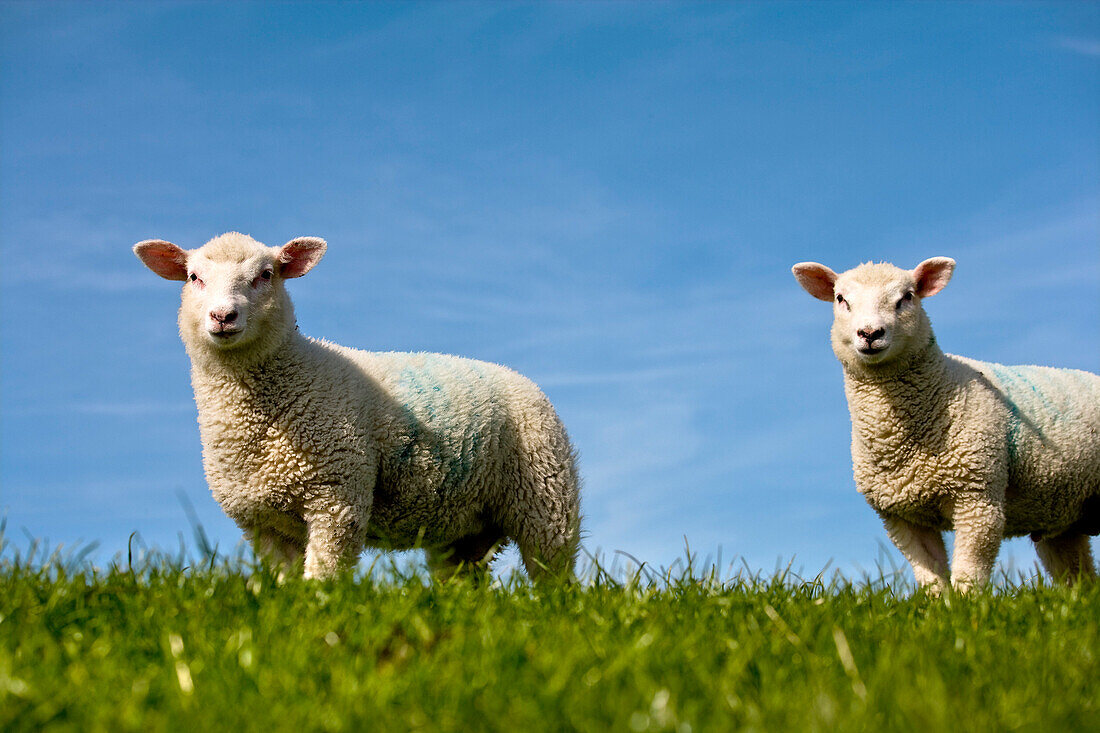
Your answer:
134;232;326;359
792;257;955;373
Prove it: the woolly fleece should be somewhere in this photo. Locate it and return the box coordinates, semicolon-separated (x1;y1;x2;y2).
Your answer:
135;232;581;580
794;258;1100;591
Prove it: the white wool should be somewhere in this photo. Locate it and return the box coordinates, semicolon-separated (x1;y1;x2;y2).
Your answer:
794;258;1099;591
136;232;580;580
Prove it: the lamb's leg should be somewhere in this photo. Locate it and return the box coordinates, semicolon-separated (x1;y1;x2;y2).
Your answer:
882;515;949;593
1034;533;1097;585
494;468;579;582
950;493;1005;592
502;490;579;582
303;504;366;580
515;506;580;583
425;528;503;583
518;535;577;582
250;527;304;578
505;483;580;583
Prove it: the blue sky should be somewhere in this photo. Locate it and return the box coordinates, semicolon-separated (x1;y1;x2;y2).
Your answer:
2;1;1098;578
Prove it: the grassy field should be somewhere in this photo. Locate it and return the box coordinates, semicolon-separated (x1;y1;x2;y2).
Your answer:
2;539;1098;732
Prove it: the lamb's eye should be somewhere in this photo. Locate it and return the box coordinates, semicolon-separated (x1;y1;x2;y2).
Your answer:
897;291;913;309
836;294;844;304
252;269;274;288
189;273;197;282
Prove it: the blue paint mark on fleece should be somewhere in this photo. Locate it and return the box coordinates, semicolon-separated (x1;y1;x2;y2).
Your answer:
393;356;487;490
986;364;1027;461
987;364;1055;410
985;363;1061;461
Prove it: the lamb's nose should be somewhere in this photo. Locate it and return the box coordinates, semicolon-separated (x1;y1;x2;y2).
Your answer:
211;309;238;324
857;327;884;342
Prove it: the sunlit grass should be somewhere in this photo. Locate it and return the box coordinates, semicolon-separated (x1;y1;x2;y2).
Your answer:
2;528;1098;731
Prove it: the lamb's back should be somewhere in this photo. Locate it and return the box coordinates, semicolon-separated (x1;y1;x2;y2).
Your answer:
323;347;544;543
952;355;1100;532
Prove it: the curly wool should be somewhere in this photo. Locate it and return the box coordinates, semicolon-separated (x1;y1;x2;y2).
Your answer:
797;258;1099;590
141;233;580;580
845;346;1100;582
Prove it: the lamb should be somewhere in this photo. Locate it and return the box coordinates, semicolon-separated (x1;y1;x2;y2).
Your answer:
134;232;581;581
793;257;1100;592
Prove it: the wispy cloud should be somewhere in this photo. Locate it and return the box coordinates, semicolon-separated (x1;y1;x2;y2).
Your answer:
537;365;701;389
1056;37;1100;57
4;401;194;418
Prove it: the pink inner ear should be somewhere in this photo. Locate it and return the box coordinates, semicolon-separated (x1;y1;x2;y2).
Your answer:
279;237;327;279
134;240;188;281
792;263;837;302
913;258;955;298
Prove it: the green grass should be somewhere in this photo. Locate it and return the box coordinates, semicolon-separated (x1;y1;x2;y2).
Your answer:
2;540;1098;732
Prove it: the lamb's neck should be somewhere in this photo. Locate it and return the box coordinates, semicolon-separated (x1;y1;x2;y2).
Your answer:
842;339;952;444
189;330;311;412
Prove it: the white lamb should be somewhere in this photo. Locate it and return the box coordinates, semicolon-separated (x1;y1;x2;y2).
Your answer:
135;232;581;581
793;257;1100;591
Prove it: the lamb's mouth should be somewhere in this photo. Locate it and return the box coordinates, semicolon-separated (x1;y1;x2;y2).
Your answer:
209;329;242;340
857;345;888;357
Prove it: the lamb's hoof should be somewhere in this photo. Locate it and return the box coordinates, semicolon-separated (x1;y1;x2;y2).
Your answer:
921;583;944;598
950;579;978;594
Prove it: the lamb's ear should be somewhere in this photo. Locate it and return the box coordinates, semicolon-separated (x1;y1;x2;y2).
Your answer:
134;240;189;281
792;262;838;302
913;257;955;298
278;237;327;278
